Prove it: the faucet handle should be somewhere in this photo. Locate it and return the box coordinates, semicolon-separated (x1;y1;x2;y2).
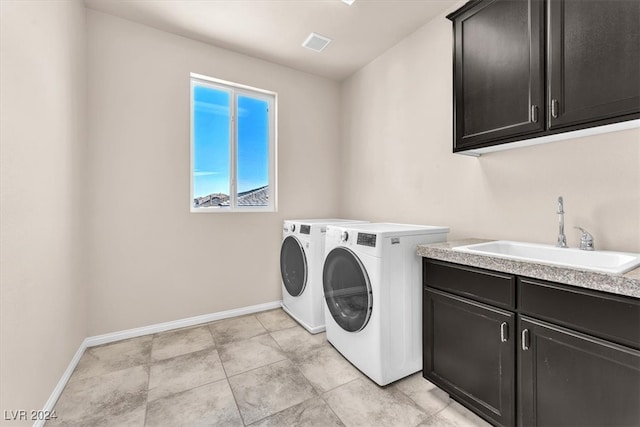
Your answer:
557;196;564;214
574;226;594;251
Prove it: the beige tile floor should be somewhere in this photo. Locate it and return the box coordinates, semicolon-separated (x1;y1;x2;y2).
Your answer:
49;309;491;427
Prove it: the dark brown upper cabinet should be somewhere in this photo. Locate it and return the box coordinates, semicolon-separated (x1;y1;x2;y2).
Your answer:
448;0;640;154
547;0;640;130
449;0;545;150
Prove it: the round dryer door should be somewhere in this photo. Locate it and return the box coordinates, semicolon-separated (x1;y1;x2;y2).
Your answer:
280;236;307;297
323;247;372;332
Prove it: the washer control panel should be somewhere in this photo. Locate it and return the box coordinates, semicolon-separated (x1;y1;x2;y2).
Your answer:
300;225;311;235
357;232;377;248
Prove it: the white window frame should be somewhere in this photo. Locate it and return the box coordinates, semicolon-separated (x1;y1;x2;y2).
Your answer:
190;73;277;213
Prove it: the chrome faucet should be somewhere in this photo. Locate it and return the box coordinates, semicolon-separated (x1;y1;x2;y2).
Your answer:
575;226;595;251
556;196;567;248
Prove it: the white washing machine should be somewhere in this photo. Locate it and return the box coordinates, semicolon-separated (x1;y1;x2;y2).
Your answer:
280;219;368;334
322;222;449;385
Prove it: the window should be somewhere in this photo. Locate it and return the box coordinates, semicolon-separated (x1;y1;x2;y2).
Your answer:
190;73;277;212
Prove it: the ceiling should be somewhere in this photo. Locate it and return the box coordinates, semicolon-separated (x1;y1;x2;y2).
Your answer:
83;0;459;81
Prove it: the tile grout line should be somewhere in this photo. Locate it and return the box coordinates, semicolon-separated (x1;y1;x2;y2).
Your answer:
145;326;229;411
265;320;351;426
212;315;255;427
289;362;352;426
244;395;320;427
146;348;224;403
143;335;154;426
142;361;151;427
222;314;323;425
225;352;289;380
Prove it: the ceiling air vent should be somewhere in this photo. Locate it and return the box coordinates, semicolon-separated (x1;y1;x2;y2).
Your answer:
302;32;332;52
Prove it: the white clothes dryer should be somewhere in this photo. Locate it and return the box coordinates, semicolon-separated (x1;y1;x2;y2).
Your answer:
322;223;449;385
280;219;368;334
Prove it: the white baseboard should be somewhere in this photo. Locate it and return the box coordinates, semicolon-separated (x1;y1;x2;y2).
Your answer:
85;300;282;347
34;338;89;427
34;300;283;427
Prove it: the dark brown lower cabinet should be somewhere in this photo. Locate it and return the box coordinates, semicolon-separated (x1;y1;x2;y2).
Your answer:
423;289;515;426
519;316;640;427
423;259;640;427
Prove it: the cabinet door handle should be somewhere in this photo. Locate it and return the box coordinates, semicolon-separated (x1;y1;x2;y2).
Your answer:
500;322;509;342
531;105;538;123
522;329;530;351
551;99;559;118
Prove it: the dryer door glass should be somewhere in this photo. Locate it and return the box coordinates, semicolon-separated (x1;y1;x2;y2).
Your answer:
323;247;372;332
280;236;307;297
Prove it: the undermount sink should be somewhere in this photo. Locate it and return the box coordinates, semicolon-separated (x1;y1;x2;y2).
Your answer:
452;241;640;274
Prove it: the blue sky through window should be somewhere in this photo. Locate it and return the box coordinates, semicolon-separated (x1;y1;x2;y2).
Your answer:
237;95;269;194
193;85;269;199
193;85;230;198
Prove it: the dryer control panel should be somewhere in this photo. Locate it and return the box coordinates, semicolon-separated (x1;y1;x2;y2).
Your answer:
357;233;377;248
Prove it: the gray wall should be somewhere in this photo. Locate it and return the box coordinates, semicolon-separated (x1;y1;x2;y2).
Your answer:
0;0;88;420
85;10;342;335
340;5;640;252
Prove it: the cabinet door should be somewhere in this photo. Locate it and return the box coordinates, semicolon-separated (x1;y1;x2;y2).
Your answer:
423;288;515;426
451;0;545;150
548;0;640;129
519;316;640;426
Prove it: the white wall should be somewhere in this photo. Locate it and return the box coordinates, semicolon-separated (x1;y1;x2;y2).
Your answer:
1;1;638;416
86;10;342;335
340;6;640;252
0;0;87;421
